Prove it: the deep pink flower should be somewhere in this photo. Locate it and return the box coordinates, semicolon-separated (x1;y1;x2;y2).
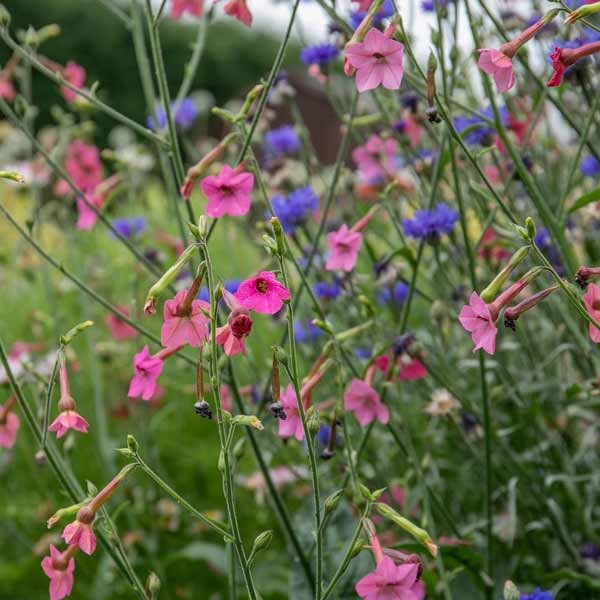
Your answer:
63;140;103;192
61;61;86;103
128;346;164;401
583;283;600;343
48;410;89;439
224;0;253;27
235;271;290;314
326;224;363;272
458;292;497;355
398;358;427;381
548;42;600;87
201;165;254;218
62;508;96;556
278;384;305;441
352;134;398;180
477;49;515;92
0;78;15;100
171;0;203;19
75;191;103;230
216;289;252;356
345;28;405;92
355;556;425;600
106;306;137;340
41;545;76;600
0;398;19;448
548;47;567;87
344;378;389;426
161;289;210;349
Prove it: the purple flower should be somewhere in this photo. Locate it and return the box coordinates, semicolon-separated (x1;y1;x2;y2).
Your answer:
520;589;553;600
314;280;341;300
300;43;339;66
454;106;508;147
148;97;198;131
294;320;322;343
271;186;319;233
110;216;146;239
581;155;600;177
403;203;458;240
377;282;409;305
264;125;300;155
349;0;393;30
421;0;453;12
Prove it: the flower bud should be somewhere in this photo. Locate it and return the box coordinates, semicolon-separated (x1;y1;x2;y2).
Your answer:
324;489;344;516
0;4;11;27
480;246;529;303
127;434;139;454
145;571;161;600
503;580;520;600
232;414;264;431
250;530;273;557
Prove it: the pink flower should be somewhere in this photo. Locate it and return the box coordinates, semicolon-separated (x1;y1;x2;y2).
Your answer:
458;292;497;355
61;61;86;103
548;47;567;87
106;306;137;340
355;556;425;600
352;135;398;180
0;78;15;100
477;49;515;92
224;0;253;27
547;42;600;87
398;358;427;381
345;28;405;93
235;271;290;314
201;165;254;218
128;346;164;401
326;224;363;272
62;508;96;556
171;0;203;19
583;283;600;343
48;410;89;439
278;384;305;441
41;545;76;600
0;399;19;448
63;140;103;192
75;192;103;230
344;379;389;426
215;289;252;356
161;289;210;349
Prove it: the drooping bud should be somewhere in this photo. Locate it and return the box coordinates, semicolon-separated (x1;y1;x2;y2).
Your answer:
480;246;530;303
503;285;558;330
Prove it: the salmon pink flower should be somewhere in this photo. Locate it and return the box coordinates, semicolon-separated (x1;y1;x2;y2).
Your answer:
235;271;290;314
344;378;389;426
201;164;254;218
352;134;397;180
477;49;515;92
216;289;252;356
0;395;19;449
583;283;600;343
61;61;86;103
0;78;15;100
41;544;76;600
171;0;203;19
355;556;425;600
62;507;96;556
398;358;427;381
326;225;363;272
106;306;137;340
224;0;253;27
458;292;497;355
278;384;305;441
345;28;404;92
161;288;210;349
128;346;164;401
49;358;89;438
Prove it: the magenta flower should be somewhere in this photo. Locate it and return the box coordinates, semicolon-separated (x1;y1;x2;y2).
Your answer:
344;378;389;426
345;28;405;92
161;289;210;349
398;358;427;381
171;0;203;19
458;292;497;355
0;397;19;449
62;508;96;556
61;61;86;103
224;0;253;27
583;283;600;343
326;225;363;272
75;192;103;230
355;556;425;600
106;306;137;340
477;49;515;92
278;384;305;441
41;544;76;600
352;134;398;180
216;289;252;356
235;271;290;314
547;41;600;87
201;164;254;218
63;140;103;193
128;346;164;401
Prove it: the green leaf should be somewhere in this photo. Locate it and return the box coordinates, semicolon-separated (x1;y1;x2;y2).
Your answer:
567;187;600;214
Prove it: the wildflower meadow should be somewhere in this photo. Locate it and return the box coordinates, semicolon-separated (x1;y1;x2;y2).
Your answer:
2;0;600;598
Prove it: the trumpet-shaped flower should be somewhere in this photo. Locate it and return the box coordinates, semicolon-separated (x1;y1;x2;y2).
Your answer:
458;292;497;355
41;545;76;600
0;404;19;448
235;271;290;314
62;508;96;556
201;165;254;218
161;289;210;349
278;384;305;441
477;49;515;92
326;225;363;272
128;346;164;401
344;379;389;426
356;557;425;600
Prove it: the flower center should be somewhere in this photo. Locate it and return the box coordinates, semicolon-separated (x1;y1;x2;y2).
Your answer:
592;299;600;311
256;278;269;293
373;52;386;63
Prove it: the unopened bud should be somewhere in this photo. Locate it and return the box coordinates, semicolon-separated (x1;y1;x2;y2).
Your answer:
127;434;139;454
324;489;344;515
503;580;520;600
250;530;273;557
145;571;161;600
0;4;10;27
232;414;264;431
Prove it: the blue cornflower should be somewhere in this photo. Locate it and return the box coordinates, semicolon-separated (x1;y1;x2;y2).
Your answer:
314;280;342;300
377;281;410;305
454;107;508;146
300;43;339;66
294;320;323;343
197;287;210;302
264;125;301;156
581;155;600;177
271;186;319;234
349;0;393;30
148;98;198;131
519;589;553;600
421;0;452;12
354;347;373;360
110;216;146;239
403;203;458;240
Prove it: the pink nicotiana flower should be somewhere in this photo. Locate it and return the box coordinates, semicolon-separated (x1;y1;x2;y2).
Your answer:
106;306;137;340
49;359;89;439
0;395;19;449
75;191;103;230
458;292;497;355
344;378;389;426
0;78;15;100
200;164;254;218
41;544;76;600
60;140;103;194
398;358;427;381
235;271;290;314
548;41;600;87
278;383;305;441
352;134;398;180
128;346;164;401
583;283;600;343
477;49;515;93
224;0;253;27
61;61;86;103
161;288;210;349
62;507;96;556
171;0;203;19
216;289;253;356
326;225;363;272
345;28;405;93
356;556;425;600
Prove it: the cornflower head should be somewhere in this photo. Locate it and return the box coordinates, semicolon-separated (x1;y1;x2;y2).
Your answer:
148;97;198;130
402;203;458;242
264;125;301;156
301;43;339;67
270;185;319;234
580;155;600;177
